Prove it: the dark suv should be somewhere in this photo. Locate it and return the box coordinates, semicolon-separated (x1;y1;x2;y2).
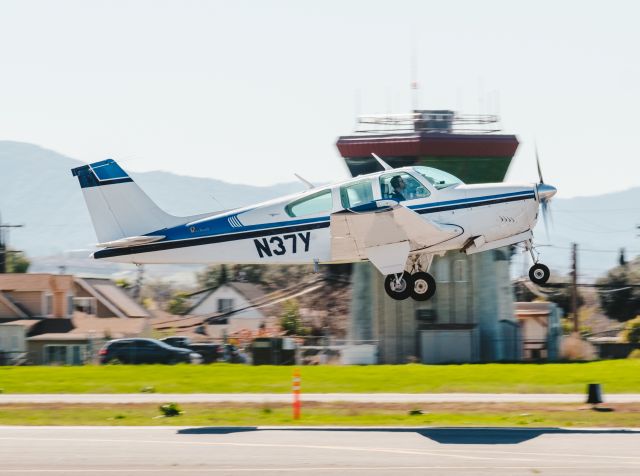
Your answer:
99;338;201;364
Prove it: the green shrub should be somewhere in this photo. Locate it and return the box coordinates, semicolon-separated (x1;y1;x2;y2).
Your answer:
627;349;640;359
159;402;182;417
622;316;640;344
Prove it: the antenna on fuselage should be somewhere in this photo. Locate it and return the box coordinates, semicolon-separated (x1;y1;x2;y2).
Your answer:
371;153;393;171
294;173;315;190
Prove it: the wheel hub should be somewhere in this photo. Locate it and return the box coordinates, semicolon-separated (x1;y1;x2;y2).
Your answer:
414;278;429;295
534;269;545;279
392;279;407;293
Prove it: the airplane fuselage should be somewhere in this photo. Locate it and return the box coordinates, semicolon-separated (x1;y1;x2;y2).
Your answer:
92;167;540;266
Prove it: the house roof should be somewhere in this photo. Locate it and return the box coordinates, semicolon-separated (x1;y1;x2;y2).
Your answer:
0;291;29;318
74;277;150;318
29;318;74;336
26;312;148;341
0;274;74;293
0;319;41;328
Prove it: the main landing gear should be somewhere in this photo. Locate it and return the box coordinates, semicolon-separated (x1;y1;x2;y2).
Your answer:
526;240;550;285
384;271;436;301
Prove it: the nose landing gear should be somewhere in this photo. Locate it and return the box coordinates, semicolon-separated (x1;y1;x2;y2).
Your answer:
529;263;550;285
526;239;550;285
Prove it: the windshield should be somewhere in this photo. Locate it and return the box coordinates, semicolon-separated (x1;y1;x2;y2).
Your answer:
413;166;464;190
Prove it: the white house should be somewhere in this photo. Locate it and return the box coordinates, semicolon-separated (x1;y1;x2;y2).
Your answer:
187;282;268;338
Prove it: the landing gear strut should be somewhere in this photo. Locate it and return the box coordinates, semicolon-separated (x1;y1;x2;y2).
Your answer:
526;239;550;285
384;271;437;301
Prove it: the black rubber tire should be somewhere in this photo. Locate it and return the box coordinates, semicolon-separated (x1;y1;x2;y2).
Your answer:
529;263;550;285
410;272;437;301
384;272;412;300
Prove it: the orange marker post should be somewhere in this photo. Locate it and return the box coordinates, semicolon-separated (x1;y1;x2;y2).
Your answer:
292;368;301;420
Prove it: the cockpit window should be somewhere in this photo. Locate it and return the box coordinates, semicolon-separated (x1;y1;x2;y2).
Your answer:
413;166;463;190
380;172;430;201
285;189;333;217
340;181;374;209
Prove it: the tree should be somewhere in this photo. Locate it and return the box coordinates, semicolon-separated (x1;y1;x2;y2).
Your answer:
279;299;303;335
166;291;190;315
597;258;640;323
6;251;30;273
197;264;229;289
622;316;640;344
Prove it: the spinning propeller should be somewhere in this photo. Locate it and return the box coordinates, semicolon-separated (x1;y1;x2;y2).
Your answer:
534;144;557;238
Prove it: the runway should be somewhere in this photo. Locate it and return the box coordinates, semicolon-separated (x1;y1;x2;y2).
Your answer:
2;393;639;404
0;426;639;475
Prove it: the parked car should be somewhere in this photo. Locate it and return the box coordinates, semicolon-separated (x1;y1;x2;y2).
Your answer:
99;338;202;365
160;337;246;364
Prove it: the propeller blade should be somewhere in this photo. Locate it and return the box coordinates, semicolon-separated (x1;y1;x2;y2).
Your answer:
541;198;550;241
535;143;544;184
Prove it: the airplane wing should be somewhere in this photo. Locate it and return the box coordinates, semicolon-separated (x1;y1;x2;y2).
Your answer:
330;203;463;275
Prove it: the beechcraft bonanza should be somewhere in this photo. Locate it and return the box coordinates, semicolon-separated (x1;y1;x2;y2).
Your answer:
71;153;556;301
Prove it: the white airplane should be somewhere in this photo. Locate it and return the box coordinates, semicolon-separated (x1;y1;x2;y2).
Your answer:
71;154;556;301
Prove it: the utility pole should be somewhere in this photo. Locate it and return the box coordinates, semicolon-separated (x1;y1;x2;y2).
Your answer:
0;212;24;273
571;242;579;333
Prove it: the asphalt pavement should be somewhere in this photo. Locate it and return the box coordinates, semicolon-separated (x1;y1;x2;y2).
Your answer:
1;393;639;403
0;426;639;475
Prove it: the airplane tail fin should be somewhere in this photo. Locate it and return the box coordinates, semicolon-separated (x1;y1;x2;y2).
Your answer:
71;159;181;244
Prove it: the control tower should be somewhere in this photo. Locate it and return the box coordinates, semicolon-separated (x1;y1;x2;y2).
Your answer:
336;110;522;363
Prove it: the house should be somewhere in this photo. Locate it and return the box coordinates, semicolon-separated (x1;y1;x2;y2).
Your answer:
0;274;74;320
186;281;270;338
0;273;150;365
515;302;562;360
27;312;150;365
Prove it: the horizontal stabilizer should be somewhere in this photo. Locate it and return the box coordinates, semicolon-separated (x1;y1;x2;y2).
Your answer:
97;235;166;249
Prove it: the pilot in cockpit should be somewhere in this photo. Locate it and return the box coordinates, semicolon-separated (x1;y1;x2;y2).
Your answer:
389;175;406;201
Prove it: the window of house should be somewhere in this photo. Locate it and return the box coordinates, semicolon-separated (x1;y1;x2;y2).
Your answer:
453;259;468;282
379;172;430;201
67;295;74;318
73;297;97;316
44;293;53;317
45;345;67;365
340;181;374;208
44;345;84;365
217;298;234;313
285;189;333;217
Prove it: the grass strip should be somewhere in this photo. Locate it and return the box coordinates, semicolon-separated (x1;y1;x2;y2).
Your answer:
0;402;638;427
1;361;639;394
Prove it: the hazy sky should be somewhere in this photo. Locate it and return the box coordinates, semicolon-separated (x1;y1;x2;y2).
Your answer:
1;0;638;197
